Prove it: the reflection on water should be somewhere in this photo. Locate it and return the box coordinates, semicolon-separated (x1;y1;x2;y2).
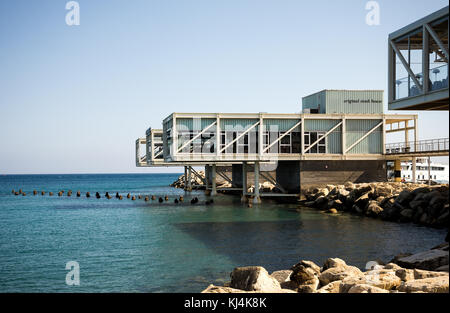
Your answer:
0;174;446;292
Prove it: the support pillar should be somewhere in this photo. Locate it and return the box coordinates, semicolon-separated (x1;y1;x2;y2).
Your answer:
253;162;261;204
184;166;188;191
428;156;431;186
241;162;248;202
211;164;217;196
412;157;417;183
394;159;402;182
187;166;192;191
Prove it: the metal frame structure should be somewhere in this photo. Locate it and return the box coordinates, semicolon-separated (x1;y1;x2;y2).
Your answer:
388;6;449;110
162;112;418;162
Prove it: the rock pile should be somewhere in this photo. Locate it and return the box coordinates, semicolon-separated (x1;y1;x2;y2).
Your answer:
302;182;449;228
202;243;449;294
170;171;278;194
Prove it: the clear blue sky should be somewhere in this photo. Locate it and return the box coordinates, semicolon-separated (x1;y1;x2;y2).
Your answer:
0;0;448;174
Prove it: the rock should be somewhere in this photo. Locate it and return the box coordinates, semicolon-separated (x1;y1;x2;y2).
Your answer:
344;182;354;190
395;190;414;205
413;269;449;280
202;284;249;293
395;269;415;282
319;265;364;286
270;270;292;283
201;284;296;293
395;249;449;271
390;253;412;264
280;280;298;291
290;260;321;293
316;281;341;293
230;266;281;292
409;200;427;211
364;269;402;290
400;209;414;220
326;208;338;214
297;279;319;293
374;185;394;197
384;263;403;270
338;188;350;197
347;284;389;293
322;258;347;271
398;276;449;293
366;201;383;217
435;265;449;272
339;276;368;293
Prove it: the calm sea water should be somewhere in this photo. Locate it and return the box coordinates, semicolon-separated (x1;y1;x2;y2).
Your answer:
0;174;446;292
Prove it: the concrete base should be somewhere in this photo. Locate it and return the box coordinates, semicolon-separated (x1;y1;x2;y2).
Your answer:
299;160;387;188
252;196;261;204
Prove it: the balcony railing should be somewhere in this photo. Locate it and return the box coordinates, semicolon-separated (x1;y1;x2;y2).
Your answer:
395;64;449;100
385;138;449;154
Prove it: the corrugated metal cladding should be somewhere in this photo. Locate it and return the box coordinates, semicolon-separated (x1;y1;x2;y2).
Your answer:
326;90;383;114
176;118;216;131
220;119;259;131
305;119;342;154
346;119;382;154
302;90;383;114
302;91;326;113
263;119;301;132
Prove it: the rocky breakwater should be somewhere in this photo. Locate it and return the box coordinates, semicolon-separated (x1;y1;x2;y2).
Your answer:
301;182;449;228
202;243;449;294
171;171;279;194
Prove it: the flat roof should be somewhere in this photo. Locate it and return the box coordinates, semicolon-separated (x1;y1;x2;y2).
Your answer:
388;6;449;40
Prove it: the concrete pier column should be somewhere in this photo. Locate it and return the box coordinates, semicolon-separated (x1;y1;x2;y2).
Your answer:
205;165;210;190
241;162;248;202
394;159;402;182
253;162;261;204
412;157;417;183
187;166;192;191
184;166;188;190
427;156;431;186
211;164;217;196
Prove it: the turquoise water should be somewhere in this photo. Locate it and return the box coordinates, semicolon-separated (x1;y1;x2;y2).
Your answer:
0;174;446;292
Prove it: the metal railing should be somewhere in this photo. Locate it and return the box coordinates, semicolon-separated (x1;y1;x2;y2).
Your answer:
385;138;449;154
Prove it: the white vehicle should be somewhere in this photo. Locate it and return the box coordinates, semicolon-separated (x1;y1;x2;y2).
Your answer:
397;159;449;183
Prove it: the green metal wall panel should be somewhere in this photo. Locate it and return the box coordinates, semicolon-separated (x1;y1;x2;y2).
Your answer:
346;119;383;154
304;119;342;154
220;119;259;131
263;119;301;132
176;118;216;131
325;90;383;114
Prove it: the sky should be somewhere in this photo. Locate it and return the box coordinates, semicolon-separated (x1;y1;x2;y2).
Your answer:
0;0;448;174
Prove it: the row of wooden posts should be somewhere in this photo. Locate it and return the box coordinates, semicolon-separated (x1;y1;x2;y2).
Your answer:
10;189;213;205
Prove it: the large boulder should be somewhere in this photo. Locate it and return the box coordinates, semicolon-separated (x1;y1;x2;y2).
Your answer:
395;249;449;271
397;276;449;293
290;260;321;293
413;269;449;280
363;269;402;290
366;201;383;217
230;266;281;292
316;281;341;293
202;284;251;293
322;258;347;271
270;270;292;283
347;284;390;293
319;264;364;286
395;190;414;206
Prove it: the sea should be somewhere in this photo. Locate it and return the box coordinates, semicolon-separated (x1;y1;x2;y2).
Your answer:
0;173;446;292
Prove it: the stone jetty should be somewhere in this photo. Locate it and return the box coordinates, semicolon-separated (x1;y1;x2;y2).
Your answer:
202;242;449;294
301;182;449;228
